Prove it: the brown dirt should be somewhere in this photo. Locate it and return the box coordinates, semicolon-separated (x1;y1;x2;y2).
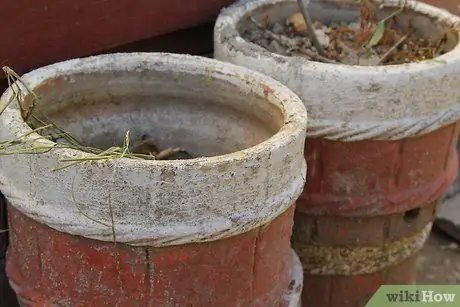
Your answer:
243;0;452;66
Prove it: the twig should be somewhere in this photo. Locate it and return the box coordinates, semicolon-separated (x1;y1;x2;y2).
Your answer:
434;31;448;55
0;124;54;147
70;165;117;244
0;146;56;155
0;229;8;233
3;66;38;121
1;66;189;172
377;32;411;65
296;0;325;56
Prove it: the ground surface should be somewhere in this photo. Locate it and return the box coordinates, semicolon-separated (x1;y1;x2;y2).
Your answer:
416;227;460;284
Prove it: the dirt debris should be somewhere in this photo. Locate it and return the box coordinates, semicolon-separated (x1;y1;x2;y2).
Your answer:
242;0;449;66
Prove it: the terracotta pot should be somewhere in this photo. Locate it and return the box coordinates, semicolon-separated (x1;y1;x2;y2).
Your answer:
214;0;460;306
0;53;307;306
0;0;234;75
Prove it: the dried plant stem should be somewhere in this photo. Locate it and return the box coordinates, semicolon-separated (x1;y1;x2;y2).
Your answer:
53;131;132;171
377;32;411;65
71;173;117;243
0;68;188;171
296;0;325;56
0;124;54;147
3;66;37;121
0;66;197;246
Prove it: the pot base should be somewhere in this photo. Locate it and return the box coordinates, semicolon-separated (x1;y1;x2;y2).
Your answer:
6;205;298;307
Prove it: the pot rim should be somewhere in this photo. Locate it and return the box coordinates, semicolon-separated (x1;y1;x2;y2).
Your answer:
216;0;460;74
1;52;308;168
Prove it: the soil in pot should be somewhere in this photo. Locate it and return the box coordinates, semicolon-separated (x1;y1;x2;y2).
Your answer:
239;0;458;66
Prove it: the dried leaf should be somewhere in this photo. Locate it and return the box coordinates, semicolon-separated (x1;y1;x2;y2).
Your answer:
287;12;308;35
365;21;386;49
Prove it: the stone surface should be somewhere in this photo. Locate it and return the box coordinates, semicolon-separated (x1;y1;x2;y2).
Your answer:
436;138;460;242
436;190;460;243
416;228;460;284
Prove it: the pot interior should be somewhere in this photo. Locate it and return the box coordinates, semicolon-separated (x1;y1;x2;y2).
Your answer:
22;67;285;158
237;0;458;59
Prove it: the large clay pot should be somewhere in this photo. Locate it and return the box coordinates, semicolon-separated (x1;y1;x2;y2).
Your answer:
214;0;460;306
0;53;307;306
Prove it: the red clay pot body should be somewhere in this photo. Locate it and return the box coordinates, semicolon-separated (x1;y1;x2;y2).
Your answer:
294;123;459;307
7;206;296;307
